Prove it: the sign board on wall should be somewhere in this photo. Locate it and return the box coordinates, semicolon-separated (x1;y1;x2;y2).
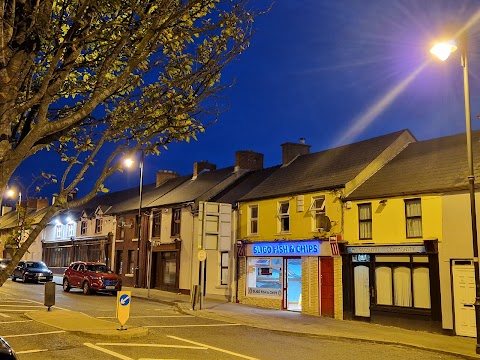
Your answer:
347;244;426;254
246;240;321;257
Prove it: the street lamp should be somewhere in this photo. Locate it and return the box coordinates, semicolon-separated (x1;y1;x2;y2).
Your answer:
124;151;144;288
431;35;480;353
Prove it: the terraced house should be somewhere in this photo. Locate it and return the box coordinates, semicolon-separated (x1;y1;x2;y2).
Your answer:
343;130;480;336
236;130;415;318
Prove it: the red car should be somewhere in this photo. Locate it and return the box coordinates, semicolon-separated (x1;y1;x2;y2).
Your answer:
62;261;122;295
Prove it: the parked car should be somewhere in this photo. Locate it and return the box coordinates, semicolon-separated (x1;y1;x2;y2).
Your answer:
11;261;53;283
0;336;18;359
62;261;122;295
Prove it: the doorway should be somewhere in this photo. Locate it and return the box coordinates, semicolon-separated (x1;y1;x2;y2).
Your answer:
452;261;476;337
354;265;370;317
151;251;179;292
284;258;302;311
320;257;334;317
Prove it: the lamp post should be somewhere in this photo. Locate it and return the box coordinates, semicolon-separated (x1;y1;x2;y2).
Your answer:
125;151;144;288
431;35;480;353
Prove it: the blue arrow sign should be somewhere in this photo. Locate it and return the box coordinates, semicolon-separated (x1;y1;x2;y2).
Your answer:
119;294;130;306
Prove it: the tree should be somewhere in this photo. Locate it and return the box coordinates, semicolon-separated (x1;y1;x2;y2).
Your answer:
0;0;259;286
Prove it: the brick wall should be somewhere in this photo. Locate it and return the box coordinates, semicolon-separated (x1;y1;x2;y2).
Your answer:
301;257;320;316
333;256;343;320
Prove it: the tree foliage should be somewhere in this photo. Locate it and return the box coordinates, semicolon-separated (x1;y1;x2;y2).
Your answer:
0;0;259;285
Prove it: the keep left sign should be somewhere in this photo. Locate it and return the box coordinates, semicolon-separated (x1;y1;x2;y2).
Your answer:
116;291;131;327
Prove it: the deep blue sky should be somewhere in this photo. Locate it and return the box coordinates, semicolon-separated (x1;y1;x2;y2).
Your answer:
13;0;480;199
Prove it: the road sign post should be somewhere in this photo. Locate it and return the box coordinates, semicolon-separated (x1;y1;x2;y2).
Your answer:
116;291;131;330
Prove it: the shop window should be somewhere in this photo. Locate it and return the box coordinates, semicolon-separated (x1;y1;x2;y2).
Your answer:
249;205;258;235
55;224;62;238
277;201;290;233
127;250;135;274
247;257;282;297
310;196;326;231
358;203;372;239
153;211;161;238
116;250;123;275
405;199;422;238
67;223;74;237
171;208;181;237
375;266;392;305
95;218;102;234
413;267;431;309
393;267;412;307
80;220;87;235
220;251;229;285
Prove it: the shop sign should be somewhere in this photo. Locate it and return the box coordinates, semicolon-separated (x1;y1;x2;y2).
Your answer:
249;240;321;257
247;287;282;297
352;254;370;262
347;245;425;254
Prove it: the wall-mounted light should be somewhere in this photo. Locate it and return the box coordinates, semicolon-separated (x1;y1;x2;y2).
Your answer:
379;199;387;205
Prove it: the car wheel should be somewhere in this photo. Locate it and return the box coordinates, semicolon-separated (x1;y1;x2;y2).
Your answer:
62;278;71;292
82;281;91;295
22;274;27;283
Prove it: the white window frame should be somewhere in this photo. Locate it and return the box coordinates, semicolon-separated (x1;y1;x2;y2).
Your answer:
80;220;87;235
310;196;326;231
95;218;102;234
67;223;74;237
220;251;229;285
55;224;62;238
248;205;259;235
277;201;290;233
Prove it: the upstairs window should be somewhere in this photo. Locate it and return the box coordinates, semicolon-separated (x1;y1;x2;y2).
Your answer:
153;211;161;238
55;225;62;238
249;205;259;235
95;218;102;234
358;203;372;239
80;220;87;235
277;201;290;233
311;196;326;231
405;199;422;238
171;208;181;237
67;223;75;237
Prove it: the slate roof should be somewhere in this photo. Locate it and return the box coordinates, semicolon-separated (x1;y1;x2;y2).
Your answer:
347;130;480;200
211;165;281;205
240;130;413;201
145;166;240;207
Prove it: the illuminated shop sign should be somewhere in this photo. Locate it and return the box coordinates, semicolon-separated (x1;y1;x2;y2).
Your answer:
252;241;321;256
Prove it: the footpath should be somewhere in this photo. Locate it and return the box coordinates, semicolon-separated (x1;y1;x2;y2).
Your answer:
25;275;480;359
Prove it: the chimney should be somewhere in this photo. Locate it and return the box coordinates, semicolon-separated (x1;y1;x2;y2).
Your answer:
193;161;216;178
36;197;49;210
156;170;179;187
27;198;37;209
235;150;264;171
281;138;311;165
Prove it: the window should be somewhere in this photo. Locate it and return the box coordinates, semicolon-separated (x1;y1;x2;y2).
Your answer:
171;208;181;237
249;205;258;235
67;223;74;237
277;201;290;233
358;203;372;239
311;196;326;230
95;218;102;234
116;250;123;275
80;220;87;235
55;225;62;238
153;211;161;238
127;250;135;274
246;258;282;297
405;199;422;238
220;252;229;285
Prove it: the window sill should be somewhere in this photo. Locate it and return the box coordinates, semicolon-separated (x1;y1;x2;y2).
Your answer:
371;304;431;316
125;274;134;278
275;232;291;236
216;285;228;289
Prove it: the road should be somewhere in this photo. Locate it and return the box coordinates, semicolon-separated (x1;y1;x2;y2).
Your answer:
0;279;463;360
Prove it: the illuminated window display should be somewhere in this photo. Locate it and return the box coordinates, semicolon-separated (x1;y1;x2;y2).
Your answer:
247;257;282;297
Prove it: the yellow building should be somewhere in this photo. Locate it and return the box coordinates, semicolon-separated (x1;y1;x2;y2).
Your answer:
237;130;415;318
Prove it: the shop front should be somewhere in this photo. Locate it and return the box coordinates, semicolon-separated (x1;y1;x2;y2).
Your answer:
238;239;339;316
149;240;181;293
341;240;441;332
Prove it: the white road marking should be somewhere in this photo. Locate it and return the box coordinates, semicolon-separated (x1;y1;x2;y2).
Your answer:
0;304;45;308
146;324;242;328
97;315;192;319
18;298;71;311
0;313;10;318
95;343;207;350
0;320;32;324
84;343;133;360
2;330;66;338
16;349;48;354
168;335;261;360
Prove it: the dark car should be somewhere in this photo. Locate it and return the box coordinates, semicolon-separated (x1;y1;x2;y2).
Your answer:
63;261;122;295
0;336;18;359
11;261;53;283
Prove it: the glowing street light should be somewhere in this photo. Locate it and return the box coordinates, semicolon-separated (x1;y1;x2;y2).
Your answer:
431;34;480;353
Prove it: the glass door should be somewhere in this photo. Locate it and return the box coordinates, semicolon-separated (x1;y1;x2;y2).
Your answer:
284;258;302;311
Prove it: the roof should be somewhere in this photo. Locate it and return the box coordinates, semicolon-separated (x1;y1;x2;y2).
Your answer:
347;130;480;200
240;130;413;201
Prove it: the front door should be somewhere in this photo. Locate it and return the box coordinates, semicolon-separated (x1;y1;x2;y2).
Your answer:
320;257;334;317
284;258;302;311
452;261;476;337
354;265;370;317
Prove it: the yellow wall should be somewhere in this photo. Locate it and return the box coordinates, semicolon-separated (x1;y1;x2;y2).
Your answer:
239;191;342;241
344;195;442;244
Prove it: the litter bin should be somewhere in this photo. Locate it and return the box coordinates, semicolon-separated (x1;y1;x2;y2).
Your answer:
44;281;55;311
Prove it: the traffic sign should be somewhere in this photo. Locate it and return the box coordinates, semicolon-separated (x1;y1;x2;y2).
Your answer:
116;291;131;328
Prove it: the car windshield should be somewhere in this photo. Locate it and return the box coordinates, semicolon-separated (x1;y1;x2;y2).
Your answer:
86;264;108;273
26;262;48;269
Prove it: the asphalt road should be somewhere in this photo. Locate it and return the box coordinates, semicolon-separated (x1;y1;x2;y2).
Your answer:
0;279;464;360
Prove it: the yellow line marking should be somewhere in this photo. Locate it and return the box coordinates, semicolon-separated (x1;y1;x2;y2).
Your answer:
0;313;10;318
83;343;133;360
2;330;66;338
168;335;261;360
146;324;241;328
97;315;192;319
96;343;207;350
0;320;32;324
0;305;44;308
16;349;48;354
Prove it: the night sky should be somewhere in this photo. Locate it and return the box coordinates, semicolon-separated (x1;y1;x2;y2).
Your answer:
12;0;480;200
